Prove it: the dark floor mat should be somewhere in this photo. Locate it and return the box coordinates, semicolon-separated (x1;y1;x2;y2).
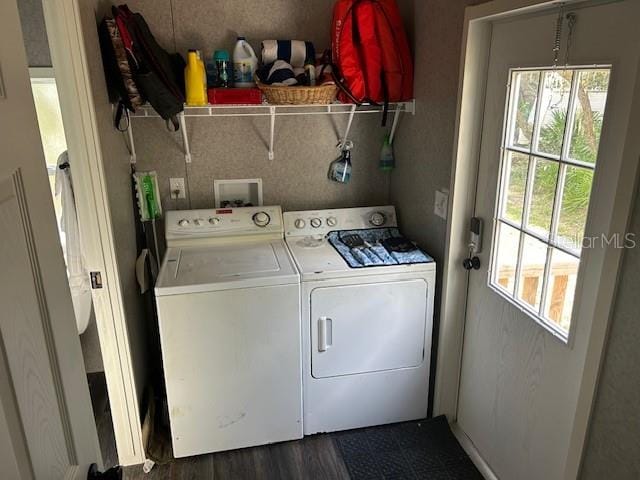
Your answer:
333;416;484;480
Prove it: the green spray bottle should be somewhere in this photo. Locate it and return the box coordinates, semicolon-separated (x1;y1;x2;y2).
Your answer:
379;134;395;171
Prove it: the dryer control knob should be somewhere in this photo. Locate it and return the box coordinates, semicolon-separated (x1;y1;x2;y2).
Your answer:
194;218;205;226
253;211;271;227
209;217;221;225
326;216;338;228
178;219;190;227
369;212;386;227
310;218;322;228
294;219;306;229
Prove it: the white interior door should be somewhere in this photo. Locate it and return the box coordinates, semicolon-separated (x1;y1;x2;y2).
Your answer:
0;0;101;478
457;2;640;479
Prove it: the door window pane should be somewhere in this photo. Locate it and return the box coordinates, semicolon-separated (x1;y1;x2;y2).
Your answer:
568;70;610;164
544;249;580;332
492;222;520;295
526;158;559;238
508;71;540;149
557;166;594;252
535;70;572;157
517;235;548;310
490;67;610;341
501;152;529;225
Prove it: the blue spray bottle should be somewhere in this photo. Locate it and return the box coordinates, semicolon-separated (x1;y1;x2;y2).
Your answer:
328;141;354;184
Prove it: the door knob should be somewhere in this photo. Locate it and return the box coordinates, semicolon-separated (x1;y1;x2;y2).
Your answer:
463;256;481;271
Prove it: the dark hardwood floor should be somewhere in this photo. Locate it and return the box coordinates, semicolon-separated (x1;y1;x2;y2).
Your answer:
123;434;350;480
91;376;480;479
88;373;119;470
90;373;348;479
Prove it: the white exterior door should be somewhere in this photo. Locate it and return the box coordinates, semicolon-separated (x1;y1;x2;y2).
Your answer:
457;1;640;479
0;0;101;478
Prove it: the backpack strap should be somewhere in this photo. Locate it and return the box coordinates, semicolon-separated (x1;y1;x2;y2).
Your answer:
166;116;179;132
114;101;130;132
380;70;389;127
332;65;360;105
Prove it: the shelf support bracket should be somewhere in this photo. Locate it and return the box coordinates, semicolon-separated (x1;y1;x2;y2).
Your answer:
337;104;357;149
268;106;276;160
126;117;137;164
389;108;402;145
179;112;192;163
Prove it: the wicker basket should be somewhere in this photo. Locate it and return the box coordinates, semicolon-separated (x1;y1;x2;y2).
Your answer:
255;78;338;105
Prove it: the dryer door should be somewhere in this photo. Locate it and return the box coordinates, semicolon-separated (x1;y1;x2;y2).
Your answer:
310;279;427;378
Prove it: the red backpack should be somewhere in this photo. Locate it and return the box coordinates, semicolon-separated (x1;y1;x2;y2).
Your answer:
332;0;413;110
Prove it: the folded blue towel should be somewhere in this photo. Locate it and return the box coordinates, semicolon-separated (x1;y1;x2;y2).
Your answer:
360;247;385;265
370;245;397;264
351;248;372;266
327;228;434;269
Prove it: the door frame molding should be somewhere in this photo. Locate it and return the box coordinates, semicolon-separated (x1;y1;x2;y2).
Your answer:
41;0;145;466
434;0;640;478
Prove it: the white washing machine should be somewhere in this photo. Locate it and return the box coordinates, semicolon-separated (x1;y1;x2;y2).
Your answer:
284;206;435;435
155;206;302;458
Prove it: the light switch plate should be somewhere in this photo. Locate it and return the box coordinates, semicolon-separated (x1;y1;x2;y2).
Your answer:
169;178;186;199
434;189;449;220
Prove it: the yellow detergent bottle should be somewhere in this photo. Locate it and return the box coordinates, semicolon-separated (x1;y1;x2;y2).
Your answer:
185;49;207;106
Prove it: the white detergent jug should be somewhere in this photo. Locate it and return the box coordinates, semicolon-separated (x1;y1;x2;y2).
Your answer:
233;36;258;88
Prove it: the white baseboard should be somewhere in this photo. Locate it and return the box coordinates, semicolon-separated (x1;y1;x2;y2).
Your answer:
451;422;499;480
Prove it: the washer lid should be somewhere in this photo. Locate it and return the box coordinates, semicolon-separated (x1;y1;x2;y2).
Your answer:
155;240;299;295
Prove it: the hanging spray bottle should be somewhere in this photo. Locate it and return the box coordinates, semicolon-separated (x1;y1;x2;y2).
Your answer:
379;133;395;171
328;141;353;184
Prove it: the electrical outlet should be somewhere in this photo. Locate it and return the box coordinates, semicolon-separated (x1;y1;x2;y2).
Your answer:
169;178;186;199
434;189;449;220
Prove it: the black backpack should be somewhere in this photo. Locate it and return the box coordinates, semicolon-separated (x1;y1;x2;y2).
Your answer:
99;5;185;130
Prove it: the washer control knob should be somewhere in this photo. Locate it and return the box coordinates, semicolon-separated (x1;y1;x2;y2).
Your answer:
326;216;338;228
310;218;322;228
294;219;306;229
369;212;386;227
253;211;271;227
209;217;221;225
194;218;205;226
178;219;190;227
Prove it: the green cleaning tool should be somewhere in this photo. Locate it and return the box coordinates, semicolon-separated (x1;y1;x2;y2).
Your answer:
133;171;162;221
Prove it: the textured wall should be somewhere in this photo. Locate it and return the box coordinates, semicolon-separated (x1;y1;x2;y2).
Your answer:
581;183;640;479
127;0;412;212
80;312;104;373
389;0;482;413
17;0;52;67
391;0;478;280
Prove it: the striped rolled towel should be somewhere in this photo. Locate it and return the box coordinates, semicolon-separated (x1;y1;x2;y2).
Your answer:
257;60;299;86
261;40;316;68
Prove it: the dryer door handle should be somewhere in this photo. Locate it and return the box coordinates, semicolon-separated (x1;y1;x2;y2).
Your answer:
318;316;333;352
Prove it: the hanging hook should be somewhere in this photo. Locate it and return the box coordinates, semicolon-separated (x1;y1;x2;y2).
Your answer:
564;13;577;66
178;112;192;163
552;2;565;67
337;104;357;150
268;106;276;161
126;115;137;165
